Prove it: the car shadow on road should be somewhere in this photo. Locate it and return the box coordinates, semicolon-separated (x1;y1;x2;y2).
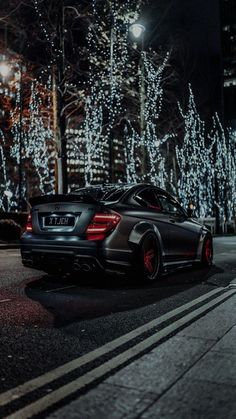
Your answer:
24;263;224;328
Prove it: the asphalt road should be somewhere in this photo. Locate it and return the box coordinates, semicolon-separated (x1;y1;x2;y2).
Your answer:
0;236;235;417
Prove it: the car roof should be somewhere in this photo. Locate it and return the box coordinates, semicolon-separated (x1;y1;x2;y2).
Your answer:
72;183;138;202
72;183;177;203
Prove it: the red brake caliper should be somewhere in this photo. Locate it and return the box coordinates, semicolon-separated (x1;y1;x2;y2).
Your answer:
144;249;155;273
205;239;211;262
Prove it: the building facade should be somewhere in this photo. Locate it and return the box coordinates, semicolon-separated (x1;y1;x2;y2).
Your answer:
221;0;236;128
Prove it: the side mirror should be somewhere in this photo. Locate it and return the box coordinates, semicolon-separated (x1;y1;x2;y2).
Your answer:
187;202;196;218
187;208;194;218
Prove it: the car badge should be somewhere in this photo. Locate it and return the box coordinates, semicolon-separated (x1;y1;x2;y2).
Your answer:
55;205;60;210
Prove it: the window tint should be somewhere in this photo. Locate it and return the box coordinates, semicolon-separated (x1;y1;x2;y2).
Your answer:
102;189;125;202
135;189;161;210
158;195;183;215
73;186;128;202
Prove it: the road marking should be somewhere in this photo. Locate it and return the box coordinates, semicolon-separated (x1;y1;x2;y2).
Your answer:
229;279;236;287
5;288;236;419
0;299;12;303
45;286;76;293
0;287;226;409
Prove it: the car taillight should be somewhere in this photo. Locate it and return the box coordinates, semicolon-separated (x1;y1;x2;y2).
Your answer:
26;213;32;232
86;212;121;241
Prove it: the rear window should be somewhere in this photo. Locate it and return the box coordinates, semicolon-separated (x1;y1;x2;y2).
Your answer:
72;185;129;202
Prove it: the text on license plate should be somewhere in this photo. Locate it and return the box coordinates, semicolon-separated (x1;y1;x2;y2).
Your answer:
45;216;75;226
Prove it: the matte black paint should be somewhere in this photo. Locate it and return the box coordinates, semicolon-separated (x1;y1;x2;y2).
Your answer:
20;184;212;278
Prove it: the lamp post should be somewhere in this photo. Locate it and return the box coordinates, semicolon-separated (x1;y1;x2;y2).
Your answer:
129;23;146;177
54;0;67;195
55;3;81;194
18;60;24;211
108;15;115;183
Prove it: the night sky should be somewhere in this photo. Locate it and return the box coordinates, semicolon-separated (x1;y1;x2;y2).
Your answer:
144;0;223;123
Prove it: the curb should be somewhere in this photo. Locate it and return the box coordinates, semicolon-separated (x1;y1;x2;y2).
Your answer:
0;243;20;249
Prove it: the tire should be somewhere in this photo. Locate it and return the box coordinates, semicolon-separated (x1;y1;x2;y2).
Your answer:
201;235;213;267
139;232;162;282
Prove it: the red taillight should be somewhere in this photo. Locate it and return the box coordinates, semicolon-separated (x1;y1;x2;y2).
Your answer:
86;212;121;241
26;213;32;232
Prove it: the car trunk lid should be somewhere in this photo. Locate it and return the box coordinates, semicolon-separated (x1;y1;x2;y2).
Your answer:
29;194;100;236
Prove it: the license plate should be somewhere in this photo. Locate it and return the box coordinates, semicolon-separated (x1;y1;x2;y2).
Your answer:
44;215;75;227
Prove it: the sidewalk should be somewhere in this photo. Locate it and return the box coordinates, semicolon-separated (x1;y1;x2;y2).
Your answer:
0;240;20;249
49;289;236;419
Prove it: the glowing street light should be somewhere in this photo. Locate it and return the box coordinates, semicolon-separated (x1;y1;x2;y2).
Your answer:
129;23;145;39
0;62;11;78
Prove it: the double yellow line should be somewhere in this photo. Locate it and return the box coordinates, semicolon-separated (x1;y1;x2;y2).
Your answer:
1;286;235;419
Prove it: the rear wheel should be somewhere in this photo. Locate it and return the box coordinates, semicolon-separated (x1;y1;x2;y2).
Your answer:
201;235;213;266
140;233;162;282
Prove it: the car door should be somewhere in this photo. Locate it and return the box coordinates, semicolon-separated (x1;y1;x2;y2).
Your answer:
157;193;200;262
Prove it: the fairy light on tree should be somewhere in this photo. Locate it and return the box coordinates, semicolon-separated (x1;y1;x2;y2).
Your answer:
5;64;55;207
2;0;235;229
0;58;22;211
81;0;177;186
176;86;214;217
74;0;141;185
124;121;140;182
24;81;55;195
123;49;174;186
83;92;105;185
209;114;236;223
142;52;172;187
0;129;17;211
22;0;175;188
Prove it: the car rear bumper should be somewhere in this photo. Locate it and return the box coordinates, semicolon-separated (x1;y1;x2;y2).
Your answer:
20;233;133;275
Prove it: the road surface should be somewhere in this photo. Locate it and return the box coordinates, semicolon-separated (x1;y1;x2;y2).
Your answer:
0;236;235;417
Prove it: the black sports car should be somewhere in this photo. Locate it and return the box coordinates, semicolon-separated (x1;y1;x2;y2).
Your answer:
20;183;213;281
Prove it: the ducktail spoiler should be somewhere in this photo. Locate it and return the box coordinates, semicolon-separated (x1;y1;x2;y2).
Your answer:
29;194;98;206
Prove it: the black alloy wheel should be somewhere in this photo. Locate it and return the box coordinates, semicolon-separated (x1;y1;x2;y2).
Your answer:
140;232;161;282
201;236;213;266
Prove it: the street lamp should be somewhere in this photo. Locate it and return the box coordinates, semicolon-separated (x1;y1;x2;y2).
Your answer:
129;22;146;177
129;23;145;40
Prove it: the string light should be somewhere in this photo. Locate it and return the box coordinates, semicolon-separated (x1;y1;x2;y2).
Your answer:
176;86;214;217
0;3;235;221
208;114;236;221
72;0;141;185
0;56;54;210
176;86;236;221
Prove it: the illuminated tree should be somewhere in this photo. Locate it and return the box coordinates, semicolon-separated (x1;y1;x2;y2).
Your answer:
209;115;236;222
0;129;18;211
76;0;178;186
176;86;215;217
80;0;142;184
0;57;55;210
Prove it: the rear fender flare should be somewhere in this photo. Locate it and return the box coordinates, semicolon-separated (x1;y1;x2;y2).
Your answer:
128;221;163;254
196;227;212;261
